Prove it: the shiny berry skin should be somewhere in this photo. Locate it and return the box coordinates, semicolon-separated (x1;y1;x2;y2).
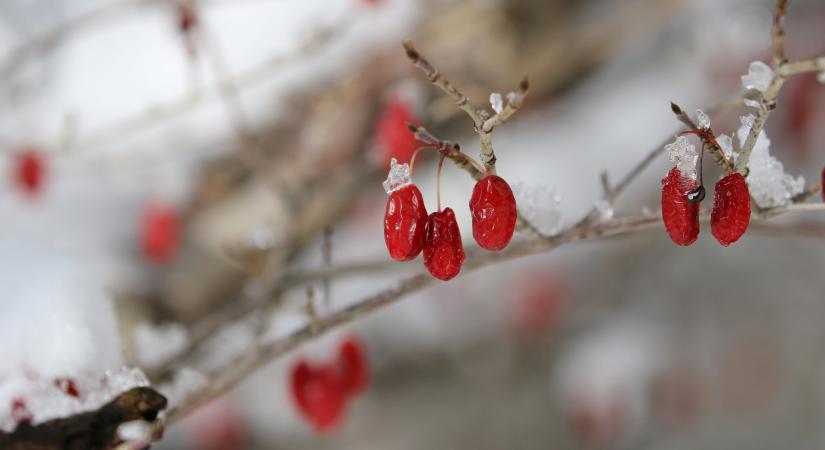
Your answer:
423;208;465;281
661;168;700;246
140;202;181;264
384;184;428;261
291;361;346;434
14;150;45;197
373;99;419;169
337;337;368;397
469;175;517;251
710;173;751;246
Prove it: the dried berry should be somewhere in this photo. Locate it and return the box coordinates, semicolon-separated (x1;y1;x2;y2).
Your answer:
14;149;45;197
140;201;181;264
373;98;419;168
710;173;751;246
290;361;346;434
423;208;465;281
469;175;517;251
384;184;428;261
661;168;700;246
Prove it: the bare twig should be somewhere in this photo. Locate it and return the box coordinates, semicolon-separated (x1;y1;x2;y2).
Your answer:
403;40;529;173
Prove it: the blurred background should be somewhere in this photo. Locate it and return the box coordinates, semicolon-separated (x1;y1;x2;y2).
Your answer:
1;0;824;449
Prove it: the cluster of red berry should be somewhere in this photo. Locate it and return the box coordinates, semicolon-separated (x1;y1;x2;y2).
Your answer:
661;168;750;247
383;160;517;280
290;336;368;434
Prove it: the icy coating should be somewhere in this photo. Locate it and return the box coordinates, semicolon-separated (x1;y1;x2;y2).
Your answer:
490;92;504;114
512;182;563;236
716;134;736;161
737;116;804;208
382;158;412;194
695;109;710;129
665;136;699;180
741;60;774;93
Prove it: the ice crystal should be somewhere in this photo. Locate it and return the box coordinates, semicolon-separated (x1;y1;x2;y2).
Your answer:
665;136;698;180
737;119;804;208
716;133;736;161
696;109;710;129
741;60;774;93
512;182;563;236
594;200;614;222
490;92;504;114
382;158;412;194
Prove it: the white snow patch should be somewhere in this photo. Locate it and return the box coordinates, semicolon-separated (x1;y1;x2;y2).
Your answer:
665;136;699;180
741;60;774;93
134;322;190;368
512;182;563;236
736;118;804;208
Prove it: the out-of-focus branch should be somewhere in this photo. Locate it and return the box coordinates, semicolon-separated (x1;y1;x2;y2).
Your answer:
165;199;824;424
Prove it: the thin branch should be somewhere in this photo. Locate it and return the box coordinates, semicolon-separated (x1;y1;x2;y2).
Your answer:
165;201;823;423
773;0;789;66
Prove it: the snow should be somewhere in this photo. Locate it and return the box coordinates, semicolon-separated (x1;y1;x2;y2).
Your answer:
818;71;825;84
665;136;699;180
736;117;805;208
159;367;208;407
695;109;710;129
744;98;761;109
0;241;154;430
134;322;190;368
382;158;412;194
512;182;563;236
741;60;774;93
490;93;504;114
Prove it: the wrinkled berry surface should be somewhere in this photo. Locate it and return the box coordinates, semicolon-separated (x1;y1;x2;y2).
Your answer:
423;208;465;281
469;175;517;251
661;168;700;246
384;184;428;261
710;173;751;246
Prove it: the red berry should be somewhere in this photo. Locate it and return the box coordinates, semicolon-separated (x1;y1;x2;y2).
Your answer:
290;361;346;434
384;184;428;261
337;337;368;397
140;201;181;264
710;173;751;246
54;378;80;398
14;149;45;197
661;168;700;246
178;3;198;33
423;208;465;281
469;175;517;251
373;99;419;169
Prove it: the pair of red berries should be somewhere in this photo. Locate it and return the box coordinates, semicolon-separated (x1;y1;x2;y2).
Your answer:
290;337;368;434
384;163;517;281
661;168;750;246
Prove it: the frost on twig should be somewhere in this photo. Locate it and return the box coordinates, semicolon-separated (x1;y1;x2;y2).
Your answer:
735;116;804;208
741;61;775;93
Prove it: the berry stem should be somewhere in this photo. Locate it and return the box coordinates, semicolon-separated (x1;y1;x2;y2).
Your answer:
436;154;445;212
408;145;434;177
